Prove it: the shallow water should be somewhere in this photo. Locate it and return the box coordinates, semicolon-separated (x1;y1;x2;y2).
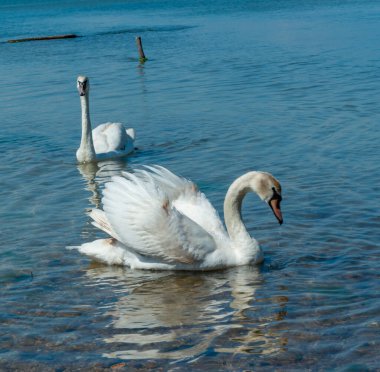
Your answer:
1;0;380;370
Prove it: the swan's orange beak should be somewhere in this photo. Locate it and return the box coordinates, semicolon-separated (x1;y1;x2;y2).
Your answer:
269;192;283;225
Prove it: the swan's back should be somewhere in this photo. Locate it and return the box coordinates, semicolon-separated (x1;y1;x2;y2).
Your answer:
92;122;128;154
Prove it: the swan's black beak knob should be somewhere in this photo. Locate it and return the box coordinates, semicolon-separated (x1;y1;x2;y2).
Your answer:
77;81;87;96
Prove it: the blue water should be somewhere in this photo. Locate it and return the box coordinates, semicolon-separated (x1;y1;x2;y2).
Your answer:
1;0;380;370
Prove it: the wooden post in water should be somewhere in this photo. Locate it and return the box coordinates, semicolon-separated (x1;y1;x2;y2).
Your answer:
135;36;147;62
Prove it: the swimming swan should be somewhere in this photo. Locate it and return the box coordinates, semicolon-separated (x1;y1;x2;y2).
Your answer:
74;165;283;270
76;75;135;163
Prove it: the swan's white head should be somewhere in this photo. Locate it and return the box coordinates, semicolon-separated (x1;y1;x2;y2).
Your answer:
77;75;89;97
251;172;283;225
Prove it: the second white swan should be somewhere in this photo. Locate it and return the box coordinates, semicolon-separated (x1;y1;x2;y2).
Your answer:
74;165;283;270
76;75;135;163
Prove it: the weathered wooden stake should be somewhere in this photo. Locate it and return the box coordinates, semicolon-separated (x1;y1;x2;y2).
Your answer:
135;36;147;62
8;34;78;43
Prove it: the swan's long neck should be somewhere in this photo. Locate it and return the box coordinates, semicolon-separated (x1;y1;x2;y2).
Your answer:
77;94;96;162
223;172;260;243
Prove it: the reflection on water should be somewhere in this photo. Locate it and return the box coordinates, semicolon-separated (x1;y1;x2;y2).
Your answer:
84;265;287;361
77;159;130;208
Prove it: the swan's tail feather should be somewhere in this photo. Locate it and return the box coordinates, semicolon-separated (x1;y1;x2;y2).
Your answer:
126;128;135;140
73;239;128;265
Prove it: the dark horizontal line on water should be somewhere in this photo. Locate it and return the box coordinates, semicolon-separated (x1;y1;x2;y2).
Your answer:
5;25;194;44
98;25;195;35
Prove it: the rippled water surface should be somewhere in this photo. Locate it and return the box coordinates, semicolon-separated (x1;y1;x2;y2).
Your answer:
1;0;380;370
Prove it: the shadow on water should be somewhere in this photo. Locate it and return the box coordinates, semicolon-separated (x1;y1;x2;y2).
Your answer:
98;25;195;36
83;264;288;362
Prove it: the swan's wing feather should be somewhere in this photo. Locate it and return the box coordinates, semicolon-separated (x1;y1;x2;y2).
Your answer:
92;122;128;153
141;166;227;238
89;208;121;241
168;208;217;262
138;165;194;200
102;169;217;264
173;189;227;241
129;166;226;238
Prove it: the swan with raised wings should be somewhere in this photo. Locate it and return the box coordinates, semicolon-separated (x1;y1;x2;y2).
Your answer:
76;76;135;163
74;166;283;270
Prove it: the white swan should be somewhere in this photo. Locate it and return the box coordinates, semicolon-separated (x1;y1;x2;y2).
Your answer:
74;165;283;270
76;75;135;163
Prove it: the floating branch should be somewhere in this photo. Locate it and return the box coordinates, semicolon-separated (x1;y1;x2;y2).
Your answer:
8;34;78;43
135;36;147;62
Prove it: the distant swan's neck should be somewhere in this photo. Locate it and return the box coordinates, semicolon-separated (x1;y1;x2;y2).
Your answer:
223;172;260;243
77;94;96;162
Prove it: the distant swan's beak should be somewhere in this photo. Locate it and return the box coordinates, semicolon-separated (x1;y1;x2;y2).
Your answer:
269;194;283;225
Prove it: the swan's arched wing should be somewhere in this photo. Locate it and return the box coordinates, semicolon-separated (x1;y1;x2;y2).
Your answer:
132;166;228;241
173;190;227;242
141;165;194;201
102;169;217;264
140;166;227;240
92;122;127;153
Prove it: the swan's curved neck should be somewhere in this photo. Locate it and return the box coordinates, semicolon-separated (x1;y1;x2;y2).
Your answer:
77;94;96;162
223;172;260;242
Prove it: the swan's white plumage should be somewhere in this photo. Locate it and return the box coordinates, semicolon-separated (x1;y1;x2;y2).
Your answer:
76;76;135;163
92;122;128;154
103;168;217;264
89;208;120;240
74;165;283;270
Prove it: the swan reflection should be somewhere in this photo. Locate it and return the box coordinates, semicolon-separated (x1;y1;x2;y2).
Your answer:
84;265;288;361
77;159;129;208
